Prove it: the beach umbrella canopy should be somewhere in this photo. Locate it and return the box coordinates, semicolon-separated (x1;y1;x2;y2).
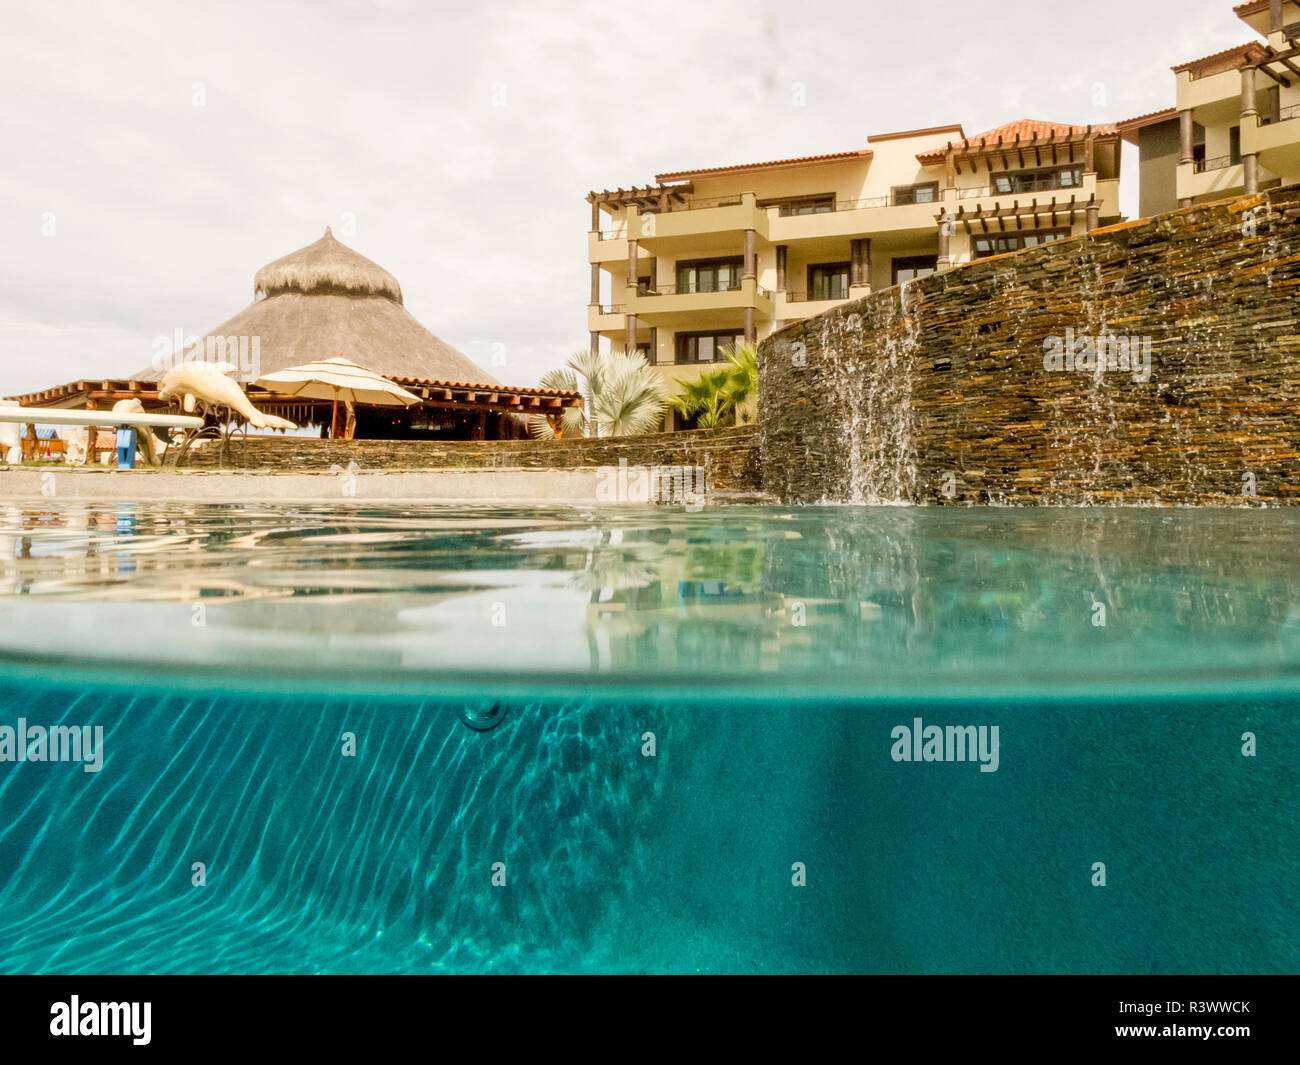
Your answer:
255;356;422;407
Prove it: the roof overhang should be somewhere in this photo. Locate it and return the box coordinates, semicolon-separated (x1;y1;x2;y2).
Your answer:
6;377;583;415
1116;107;1179;144
867;124;965;143
654;148;872;183
1172;42;1270;77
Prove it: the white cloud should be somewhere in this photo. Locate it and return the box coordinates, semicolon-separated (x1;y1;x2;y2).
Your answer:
0;0;1245;396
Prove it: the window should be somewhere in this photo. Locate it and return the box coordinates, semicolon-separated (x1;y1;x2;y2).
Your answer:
893;182;939;205
674;331;744;364
760;194;835;216
991;166;1084;195
676;257;744;293
1230;126;1242;165
891;255;938;284
971;229;1070;259
807;262;850;301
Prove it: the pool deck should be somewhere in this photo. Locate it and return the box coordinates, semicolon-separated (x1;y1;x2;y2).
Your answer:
0;466;606;504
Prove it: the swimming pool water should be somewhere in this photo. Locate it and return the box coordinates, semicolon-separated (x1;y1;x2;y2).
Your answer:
0;503;1296;973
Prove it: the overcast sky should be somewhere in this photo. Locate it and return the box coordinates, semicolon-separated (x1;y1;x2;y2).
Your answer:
1;0;1253;396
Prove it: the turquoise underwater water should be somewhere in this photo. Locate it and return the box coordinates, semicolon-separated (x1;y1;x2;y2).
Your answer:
0;503;1296;973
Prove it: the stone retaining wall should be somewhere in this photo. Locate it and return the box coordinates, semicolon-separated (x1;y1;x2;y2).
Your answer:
191;425;762;497
759;189;1300;505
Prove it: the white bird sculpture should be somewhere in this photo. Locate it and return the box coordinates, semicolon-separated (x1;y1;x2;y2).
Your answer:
158;363;296;430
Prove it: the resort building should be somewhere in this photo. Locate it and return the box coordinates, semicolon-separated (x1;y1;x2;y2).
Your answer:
9;229;580;441
1121;0;1300;213
588;121;1123;430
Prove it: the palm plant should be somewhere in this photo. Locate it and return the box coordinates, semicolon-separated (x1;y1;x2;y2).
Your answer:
528;349;668;438
668;342;759;429
526;366;587;439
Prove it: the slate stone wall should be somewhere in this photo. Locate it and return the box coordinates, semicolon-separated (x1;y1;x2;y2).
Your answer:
192;425;763;496
759;190;1300;505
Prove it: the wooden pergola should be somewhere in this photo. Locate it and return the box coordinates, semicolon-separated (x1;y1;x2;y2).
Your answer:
4;375;583;441
937;193;1101;235
922;126;1116;182
586;183;694;228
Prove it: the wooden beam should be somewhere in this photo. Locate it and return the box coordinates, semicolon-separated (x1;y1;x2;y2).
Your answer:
1256;61;1291;87
1272;55;1300;81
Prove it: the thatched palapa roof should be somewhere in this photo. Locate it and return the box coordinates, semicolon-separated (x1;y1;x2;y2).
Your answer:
137;228;499;386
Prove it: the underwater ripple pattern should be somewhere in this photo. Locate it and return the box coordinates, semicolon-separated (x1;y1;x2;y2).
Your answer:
0;683;676;973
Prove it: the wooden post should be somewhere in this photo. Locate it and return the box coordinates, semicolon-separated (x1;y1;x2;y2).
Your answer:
744;229;756;278
776;244;787;290
626;314;637;356
590;200;600;232
590;263;600;304
590;331;599;354
627;238;638;288
648;327;658;365
1271;0;1283;33
744;306;755;344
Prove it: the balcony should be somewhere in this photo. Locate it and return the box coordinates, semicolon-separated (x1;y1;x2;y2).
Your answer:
766;195;940;242
775;289;860;321
629;195;768;255
624;277;774;326
1177;67;1243;111
1177;159;1246;200
587;303;627;333
952;171;1100;210
1256;107;1300;174
588;230;632;263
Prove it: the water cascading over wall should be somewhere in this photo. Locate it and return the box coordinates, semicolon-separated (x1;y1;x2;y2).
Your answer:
758;188;1300;505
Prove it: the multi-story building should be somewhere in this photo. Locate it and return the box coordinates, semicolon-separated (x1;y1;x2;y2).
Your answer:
1121;0;1300;214
587;121;1123;429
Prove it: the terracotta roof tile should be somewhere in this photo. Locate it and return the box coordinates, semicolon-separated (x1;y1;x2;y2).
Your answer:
915;120;1117;163
1172;42;1269;75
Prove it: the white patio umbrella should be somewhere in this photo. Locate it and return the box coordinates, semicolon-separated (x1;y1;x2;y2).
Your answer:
255;356;421;438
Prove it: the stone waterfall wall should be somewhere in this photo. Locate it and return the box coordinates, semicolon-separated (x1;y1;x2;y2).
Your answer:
759;189;1300;505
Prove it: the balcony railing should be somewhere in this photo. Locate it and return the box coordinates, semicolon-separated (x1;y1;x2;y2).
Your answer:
1193;155;1234;173
596;229;628;240
784;290;850;303
649;281;743;295
651;192;937;216
596;304;624;315
661;196;745;213
1266;103;1300;124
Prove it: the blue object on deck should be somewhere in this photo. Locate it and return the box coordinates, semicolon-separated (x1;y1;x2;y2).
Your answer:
115;427;137;469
